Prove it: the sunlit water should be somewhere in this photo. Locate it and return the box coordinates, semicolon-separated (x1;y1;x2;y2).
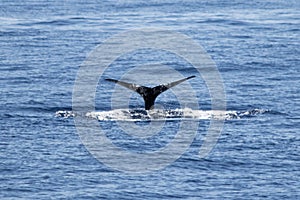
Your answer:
1;0;299;199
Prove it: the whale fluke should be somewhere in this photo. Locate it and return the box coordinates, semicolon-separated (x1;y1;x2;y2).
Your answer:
106;75;195;110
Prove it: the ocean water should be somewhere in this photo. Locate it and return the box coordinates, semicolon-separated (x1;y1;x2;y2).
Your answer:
1;0;299;199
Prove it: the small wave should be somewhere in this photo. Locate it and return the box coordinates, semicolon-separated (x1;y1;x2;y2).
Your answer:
55;108;271;121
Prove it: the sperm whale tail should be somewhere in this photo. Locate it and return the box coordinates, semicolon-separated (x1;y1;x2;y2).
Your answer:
106;75;195;110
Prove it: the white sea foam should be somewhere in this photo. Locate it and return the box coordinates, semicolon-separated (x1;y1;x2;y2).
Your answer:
55;108;269;121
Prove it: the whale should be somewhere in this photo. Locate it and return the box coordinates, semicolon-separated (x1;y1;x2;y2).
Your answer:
106;75;195;110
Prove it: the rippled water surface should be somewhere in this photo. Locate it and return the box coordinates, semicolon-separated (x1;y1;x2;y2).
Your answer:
1;0;299;199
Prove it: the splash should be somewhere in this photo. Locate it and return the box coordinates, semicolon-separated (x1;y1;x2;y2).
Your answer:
55;108;270;121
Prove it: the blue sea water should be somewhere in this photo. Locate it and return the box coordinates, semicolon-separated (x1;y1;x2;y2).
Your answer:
1;0;299;199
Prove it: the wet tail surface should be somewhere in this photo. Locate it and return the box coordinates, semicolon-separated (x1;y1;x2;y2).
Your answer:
106;76;196;110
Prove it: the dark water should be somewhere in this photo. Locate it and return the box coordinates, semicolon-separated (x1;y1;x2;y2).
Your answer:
1;0;299;199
